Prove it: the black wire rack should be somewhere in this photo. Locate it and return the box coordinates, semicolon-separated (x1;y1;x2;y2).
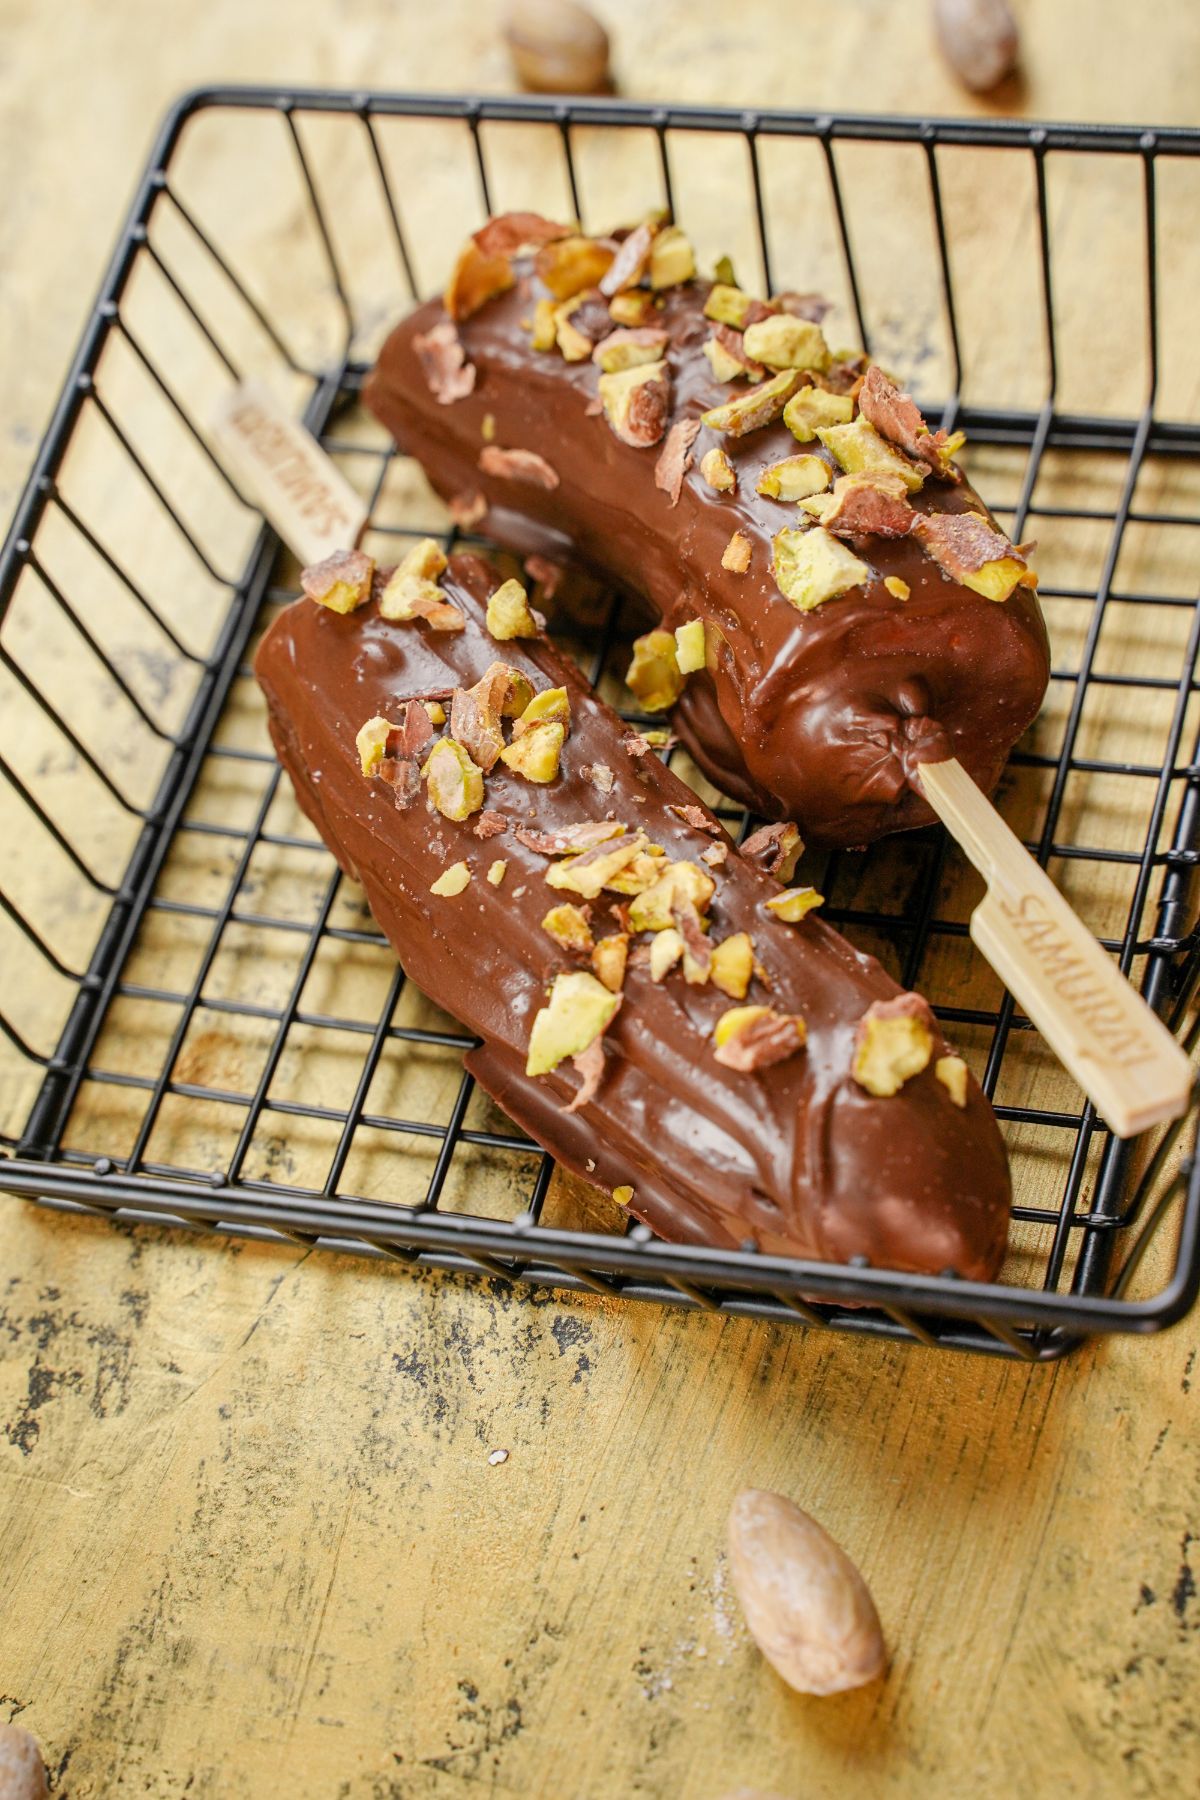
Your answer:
3;87;1200;1361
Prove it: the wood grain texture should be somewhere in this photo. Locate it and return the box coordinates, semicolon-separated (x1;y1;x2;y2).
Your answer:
2;3;1200;1797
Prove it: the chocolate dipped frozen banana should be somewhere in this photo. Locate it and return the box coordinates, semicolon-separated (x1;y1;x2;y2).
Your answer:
254;544;1012;1278
364;213;1050;848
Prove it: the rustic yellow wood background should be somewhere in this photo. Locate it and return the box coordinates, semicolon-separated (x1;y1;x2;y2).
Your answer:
3;4;1200;1797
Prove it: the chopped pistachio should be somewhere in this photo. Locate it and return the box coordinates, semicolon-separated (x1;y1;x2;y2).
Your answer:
722;531;752;574
629;861;715;933
424;700;446;727
547;835;649;900
430;860;471;897
486;577;539;640
421;738;485;821
301;548;375;615
817;418;924;493
612;1183;635;1206
936;1054;969;1108
537;234;614;301
700;446;737;493
713;254;738;287
394;537;447;583
712;1004;807;1069
625;629;683;712
704;283;753;328
962;557;1032;603
604;851;669;896
554;299;593;363
379;571;464;629
526;970;621;1078
531;297;557;351
852;1003;934;1097
355;714;394;777
609;290;656;327
756;455;832;502
772;527;869;612
598;360;669;445
701;369;801;437
649;928;686;981
500;671;535;718
513;686;570;736
884;575;911;601
674;619;706;674
765;886;824;923
591;933;629;993
593;330;668;373
481;412;496;442
703;336;750;383
649;225;696;289
709;932;754;1000
742;314;830;372
798;494;834;522
542;903;595;952
487;859;508;886
782;385;856;444
499;721;565;783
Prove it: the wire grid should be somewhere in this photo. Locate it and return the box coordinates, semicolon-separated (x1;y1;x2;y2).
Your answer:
2;88;1200;1361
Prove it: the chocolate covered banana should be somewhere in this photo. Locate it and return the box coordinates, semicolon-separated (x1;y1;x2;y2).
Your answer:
364;213;1050;847
254;546;1011;1278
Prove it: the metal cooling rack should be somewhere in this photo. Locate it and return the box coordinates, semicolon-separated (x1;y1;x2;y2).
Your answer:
2;87;1200;1361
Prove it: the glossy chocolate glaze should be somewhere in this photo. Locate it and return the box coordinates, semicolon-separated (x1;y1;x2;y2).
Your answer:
365;276;1050;847
254;554;1011;1279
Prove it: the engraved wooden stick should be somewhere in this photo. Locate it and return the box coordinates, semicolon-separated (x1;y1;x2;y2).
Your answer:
915;758;1192;1137
211;383;367;566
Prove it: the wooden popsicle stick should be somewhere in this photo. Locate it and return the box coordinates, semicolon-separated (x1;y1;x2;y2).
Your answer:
915;758;1192;1138
211;382;368;567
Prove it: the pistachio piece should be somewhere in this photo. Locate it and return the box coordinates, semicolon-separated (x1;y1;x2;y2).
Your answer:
625;629;683;712
629;861;715;933
542;903;595;952
782;385;856;444
430;860;472;897
604;851;668;896
487;859;508;886
394;537;448;583
710;932;754;1000
512;685;570;737
424;700;447;726
817;418;925;493
379;572;465;631
301;548;375;614
599;220;656;296
526;969;621;1077
756;455;832;502
355;714;394;778
591;932;629;993
612;1183;635;1207
547;833;649;899
535;234;614;301
772;527;869;612
674;618;706;674
936;1053;969;1107
500;721;565;783
444;239;515;322
704;283;753;328
649;927;686;981
555;300;594;362
912;510;1035;601
728;1489;886;1697
648;225;696;289
500;671;536;718
450;670;507;772
722;531;752;574
592;326;669;373
598;360;671;448
885;575;911;600
713;1005;807;1071
961;556;1031;602
852;994;935;1097
421;738;485;821
742;314;830;372
765;886;824;923
531;297;558;351
486;576;539;640
608;289;657;327
742;821;804;881
700;446;737;493
701;369;802;438
703;335;747;383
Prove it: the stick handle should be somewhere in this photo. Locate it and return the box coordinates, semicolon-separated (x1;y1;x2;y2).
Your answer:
915;759;1192;1138
211;382;368;567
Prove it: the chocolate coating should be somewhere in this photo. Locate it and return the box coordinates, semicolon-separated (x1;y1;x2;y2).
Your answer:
365;277;1050;847
254;554;1011;1279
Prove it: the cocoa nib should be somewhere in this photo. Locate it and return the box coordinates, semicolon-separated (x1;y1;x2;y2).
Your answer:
914;510;1026;580
822;475;915;539
563;1035;608;1114
479;445;561;490
473;809;509;839
472;211;570;258
599;222;654;296
378;756;420;809
654;418;702;506
857;364;957;478
413;320;477;405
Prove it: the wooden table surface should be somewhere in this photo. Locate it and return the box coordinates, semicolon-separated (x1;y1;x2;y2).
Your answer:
3;4;1200;1796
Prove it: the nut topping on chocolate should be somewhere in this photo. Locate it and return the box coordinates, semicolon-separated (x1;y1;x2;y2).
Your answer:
302;548;374;614
479;445;561;490
856;363;963;479
654;419;702;506
413;320;476;405
598;360;671;448
913;511;1036;602
852;993;935;1097
713;1005;807;1071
